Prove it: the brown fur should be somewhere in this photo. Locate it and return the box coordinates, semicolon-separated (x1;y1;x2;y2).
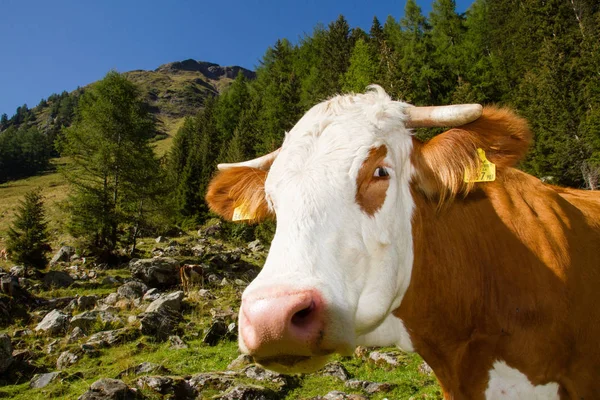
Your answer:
205;105;600;398
180;264;205;294
205;167;272;223
0;249;7;261
356;146;389;216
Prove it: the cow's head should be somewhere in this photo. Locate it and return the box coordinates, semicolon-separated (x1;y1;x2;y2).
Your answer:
206;86;529;373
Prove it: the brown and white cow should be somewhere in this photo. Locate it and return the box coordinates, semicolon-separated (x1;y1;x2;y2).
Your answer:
205;86;600;399
179;264;205;294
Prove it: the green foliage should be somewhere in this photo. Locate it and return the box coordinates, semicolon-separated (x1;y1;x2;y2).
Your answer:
0;125;52;182
60;71;164;256
6;188;51;270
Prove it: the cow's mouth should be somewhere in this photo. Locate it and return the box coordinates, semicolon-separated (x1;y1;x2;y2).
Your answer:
253;354;330;374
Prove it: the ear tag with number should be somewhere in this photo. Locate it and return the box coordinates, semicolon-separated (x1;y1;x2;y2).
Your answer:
232;204;254;221
464;148;496;183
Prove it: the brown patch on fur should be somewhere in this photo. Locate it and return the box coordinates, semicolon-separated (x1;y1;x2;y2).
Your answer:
356;146;389;216
396;169;600;399
412;106;532;204
205;167;272;223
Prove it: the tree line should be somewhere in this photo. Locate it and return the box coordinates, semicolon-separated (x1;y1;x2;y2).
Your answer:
3;0;599;262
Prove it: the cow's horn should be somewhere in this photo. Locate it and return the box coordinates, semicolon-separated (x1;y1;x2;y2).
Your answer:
217;148;281;171
405;104;483;128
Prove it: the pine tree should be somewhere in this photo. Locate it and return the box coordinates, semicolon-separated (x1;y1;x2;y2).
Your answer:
7;189;51;271
60;71;163;255
342;38;379;93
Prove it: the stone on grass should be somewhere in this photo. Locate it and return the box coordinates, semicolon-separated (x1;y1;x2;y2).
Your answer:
117;361;171;378
202;319;228;346
419;360;434;375
0;333;13;373
77;295;97;310
70;310;123;333
243;365;297;389
35;309;70;336
216;384;278;400
168;335;188;350
155;236;168;243
86;328;138;348
78;378;142;400
139;308;181;341
318;391;368;400
30;371;62;388
43;270;74;288
345;379;395;394
57;350;80;370
136;375;193;397
142;288;160;302
129;258;180;288
145;291;184;313
68;326;86;343
368;350;401;368
247;239;264;252
50;246;75;265
187;372;237;393
319;361;349;381
227;354;252;370
117;281;149;300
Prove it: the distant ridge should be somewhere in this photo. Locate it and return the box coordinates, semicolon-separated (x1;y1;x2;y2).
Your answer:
155;59;256;80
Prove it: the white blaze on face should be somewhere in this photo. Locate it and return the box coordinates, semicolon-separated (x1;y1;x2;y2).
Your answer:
239;87;417;366
485;361;560;400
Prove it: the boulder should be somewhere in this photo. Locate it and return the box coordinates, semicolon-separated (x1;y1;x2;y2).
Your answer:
368;350;402;368
43;270;74;288
243;365;297;389
344;380;395;395
319;361;349;381
30;372;62;388
35;309;70;336
77;295;97;311
78;378;142;400
202;319;229;346
129;258;180;288
117;361;171;378
86;328;138;348
142;288;160;302
117;281;148;300
0;334;13;374
70;310;122;332
57;350;80;370
216;384;278;400
168;335;188;349
50;246;76;265
136;375;193;398
187;372;237;393
145;291;184;313
317;392;368;400
247;239;264;252
139;308;181;341
227;354;252;370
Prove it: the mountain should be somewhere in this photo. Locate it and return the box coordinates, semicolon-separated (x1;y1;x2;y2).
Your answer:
1;59;256;139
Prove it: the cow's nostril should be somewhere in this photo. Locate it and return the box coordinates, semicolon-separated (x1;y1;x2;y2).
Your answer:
291;301;315;327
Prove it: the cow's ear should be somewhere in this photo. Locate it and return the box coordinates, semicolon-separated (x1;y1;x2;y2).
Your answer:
411;106;531;203
205;167;273;223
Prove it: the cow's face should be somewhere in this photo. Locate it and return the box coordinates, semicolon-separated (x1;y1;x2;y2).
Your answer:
206;86;486;373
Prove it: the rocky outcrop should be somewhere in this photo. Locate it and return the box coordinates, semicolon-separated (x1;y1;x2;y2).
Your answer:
35;309;70;335
129;258;180;288
78;378;143;400
156;59;255;80
50;246;76;265
0;333;13;374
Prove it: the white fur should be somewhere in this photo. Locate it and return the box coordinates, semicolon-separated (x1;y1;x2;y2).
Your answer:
239;86;417;366
485;361;560;400
356;313;414;352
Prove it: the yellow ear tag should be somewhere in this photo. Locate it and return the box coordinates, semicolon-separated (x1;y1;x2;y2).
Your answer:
232;204;254;221
464;148;496;183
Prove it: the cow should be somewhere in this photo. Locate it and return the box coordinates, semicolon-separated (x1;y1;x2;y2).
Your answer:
179;264;205;294
205;86;600;399
0;248;7;261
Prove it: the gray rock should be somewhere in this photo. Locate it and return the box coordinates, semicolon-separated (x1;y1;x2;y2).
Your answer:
46;339;60;354
227;354;252;370
168;335;188;349
30;372;62;388
136;375;192;397
319;391;368;400
78;378;141;400
68;326;86;343
191;245;205;257
43;270;74;288
70;310;122;332
216;384;278;400
35;309;70;335
103;293;120;306
142;288;160;302
117;361;171;378
50;246;76;265
187;372;237;393
243;365;296;389
129;257;180;288
86;328;138;348
77;295;97;310
145;291;184;313
319;361;349;381
247;239;264;252
155;236;168;243
368;350;402;368
57;350;79;370
0;334;13;374
345;379;395;394
418;360;434;375
9;265;26;277
101;276;121;286
139;309;181;340
203;223;222;237
202;319;229;346
117;281;149;300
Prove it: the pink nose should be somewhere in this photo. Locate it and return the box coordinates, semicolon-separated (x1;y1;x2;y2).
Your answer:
240;287;324;357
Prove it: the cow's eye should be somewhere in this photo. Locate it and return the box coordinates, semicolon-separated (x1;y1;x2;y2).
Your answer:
373;167;389;178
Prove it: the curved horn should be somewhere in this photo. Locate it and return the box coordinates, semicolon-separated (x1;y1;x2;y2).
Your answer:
217;148;281;171
405;104;483;128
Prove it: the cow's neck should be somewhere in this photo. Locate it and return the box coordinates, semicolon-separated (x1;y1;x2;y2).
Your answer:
394;172;577;397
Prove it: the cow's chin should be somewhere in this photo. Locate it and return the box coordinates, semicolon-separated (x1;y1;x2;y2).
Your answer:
253;354;330;374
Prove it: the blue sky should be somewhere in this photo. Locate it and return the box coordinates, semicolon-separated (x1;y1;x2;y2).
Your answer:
0;0;474;117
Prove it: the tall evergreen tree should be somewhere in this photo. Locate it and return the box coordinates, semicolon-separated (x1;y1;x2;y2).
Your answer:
7;189;51;271
60;71;162;255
